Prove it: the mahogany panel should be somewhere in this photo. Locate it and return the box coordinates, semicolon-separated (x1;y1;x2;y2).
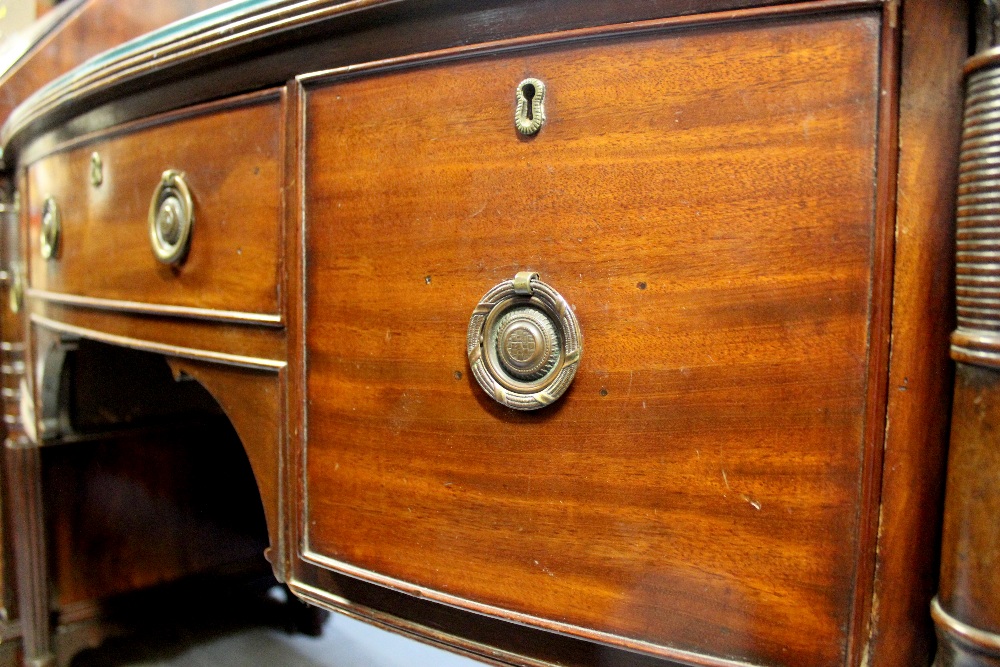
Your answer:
301;11;882;667
25;91;283;320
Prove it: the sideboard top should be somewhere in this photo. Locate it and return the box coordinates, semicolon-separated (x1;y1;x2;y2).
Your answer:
0;0;870;166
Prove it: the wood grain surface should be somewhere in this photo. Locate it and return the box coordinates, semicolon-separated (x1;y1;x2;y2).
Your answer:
937;364;1000;640
300;10;882;667
24;90;283;320
866;0;967;665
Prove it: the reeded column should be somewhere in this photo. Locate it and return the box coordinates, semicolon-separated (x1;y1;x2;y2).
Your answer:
933;9;1000;664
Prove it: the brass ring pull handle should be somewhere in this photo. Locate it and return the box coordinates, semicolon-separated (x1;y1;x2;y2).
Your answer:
148;170;194;265
40;196;60;260
467;272;582;410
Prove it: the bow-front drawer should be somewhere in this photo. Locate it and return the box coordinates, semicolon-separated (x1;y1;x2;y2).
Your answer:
298;8;883;667
25;90;284;325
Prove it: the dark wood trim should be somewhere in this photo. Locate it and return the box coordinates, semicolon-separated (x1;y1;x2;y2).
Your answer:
275;86;289;345
3;0;883;164
4;0;410;141
290;581;550;667
6;0;877;148
848;2;901;665
282;78;306;588
26;289;282;326
293;561;686;667
18;86;282;168
297;0;882;89
289;553;752;667
865;0;967;664
31;303;285;369
30;314;285;370
295;552;760;667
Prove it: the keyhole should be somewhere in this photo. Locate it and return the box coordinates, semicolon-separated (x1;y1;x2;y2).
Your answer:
521;83;535;120
514;78;545;136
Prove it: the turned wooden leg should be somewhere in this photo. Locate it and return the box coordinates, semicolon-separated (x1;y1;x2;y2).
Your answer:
932;364;1000;667
935;7;1000;664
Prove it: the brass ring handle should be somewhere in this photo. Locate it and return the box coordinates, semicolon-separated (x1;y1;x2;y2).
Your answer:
467;272;582;410
40;196;60;260
148;170;193;265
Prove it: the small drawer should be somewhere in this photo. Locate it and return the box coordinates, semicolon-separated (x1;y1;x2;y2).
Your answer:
26;90;283;324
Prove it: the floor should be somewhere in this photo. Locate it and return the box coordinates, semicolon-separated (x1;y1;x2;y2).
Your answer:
70;586;485;667
86;615;485;667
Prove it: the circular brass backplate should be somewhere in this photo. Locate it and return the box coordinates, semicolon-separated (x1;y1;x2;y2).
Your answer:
467;272;581;410
148;169;193;265
40;196;60;260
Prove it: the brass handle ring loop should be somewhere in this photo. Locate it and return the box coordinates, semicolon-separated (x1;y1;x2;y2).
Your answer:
40;196;60;260
148;169;194;265
467;271;581;410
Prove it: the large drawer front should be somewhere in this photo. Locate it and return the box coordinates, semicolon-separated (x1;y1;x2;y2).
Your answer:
26;92;283;322
302;10;881;667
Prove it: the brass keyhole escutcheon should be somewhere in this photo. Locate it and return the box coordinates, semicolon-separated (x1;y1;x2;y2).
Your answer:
90;152;103;187
514;78;546;135
40;196;60;260
467;272;581;410
148;170;194;265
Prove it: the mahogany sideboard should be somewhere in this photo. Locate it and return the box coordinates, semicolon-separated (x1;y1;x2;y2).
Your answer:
0;1;995;666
